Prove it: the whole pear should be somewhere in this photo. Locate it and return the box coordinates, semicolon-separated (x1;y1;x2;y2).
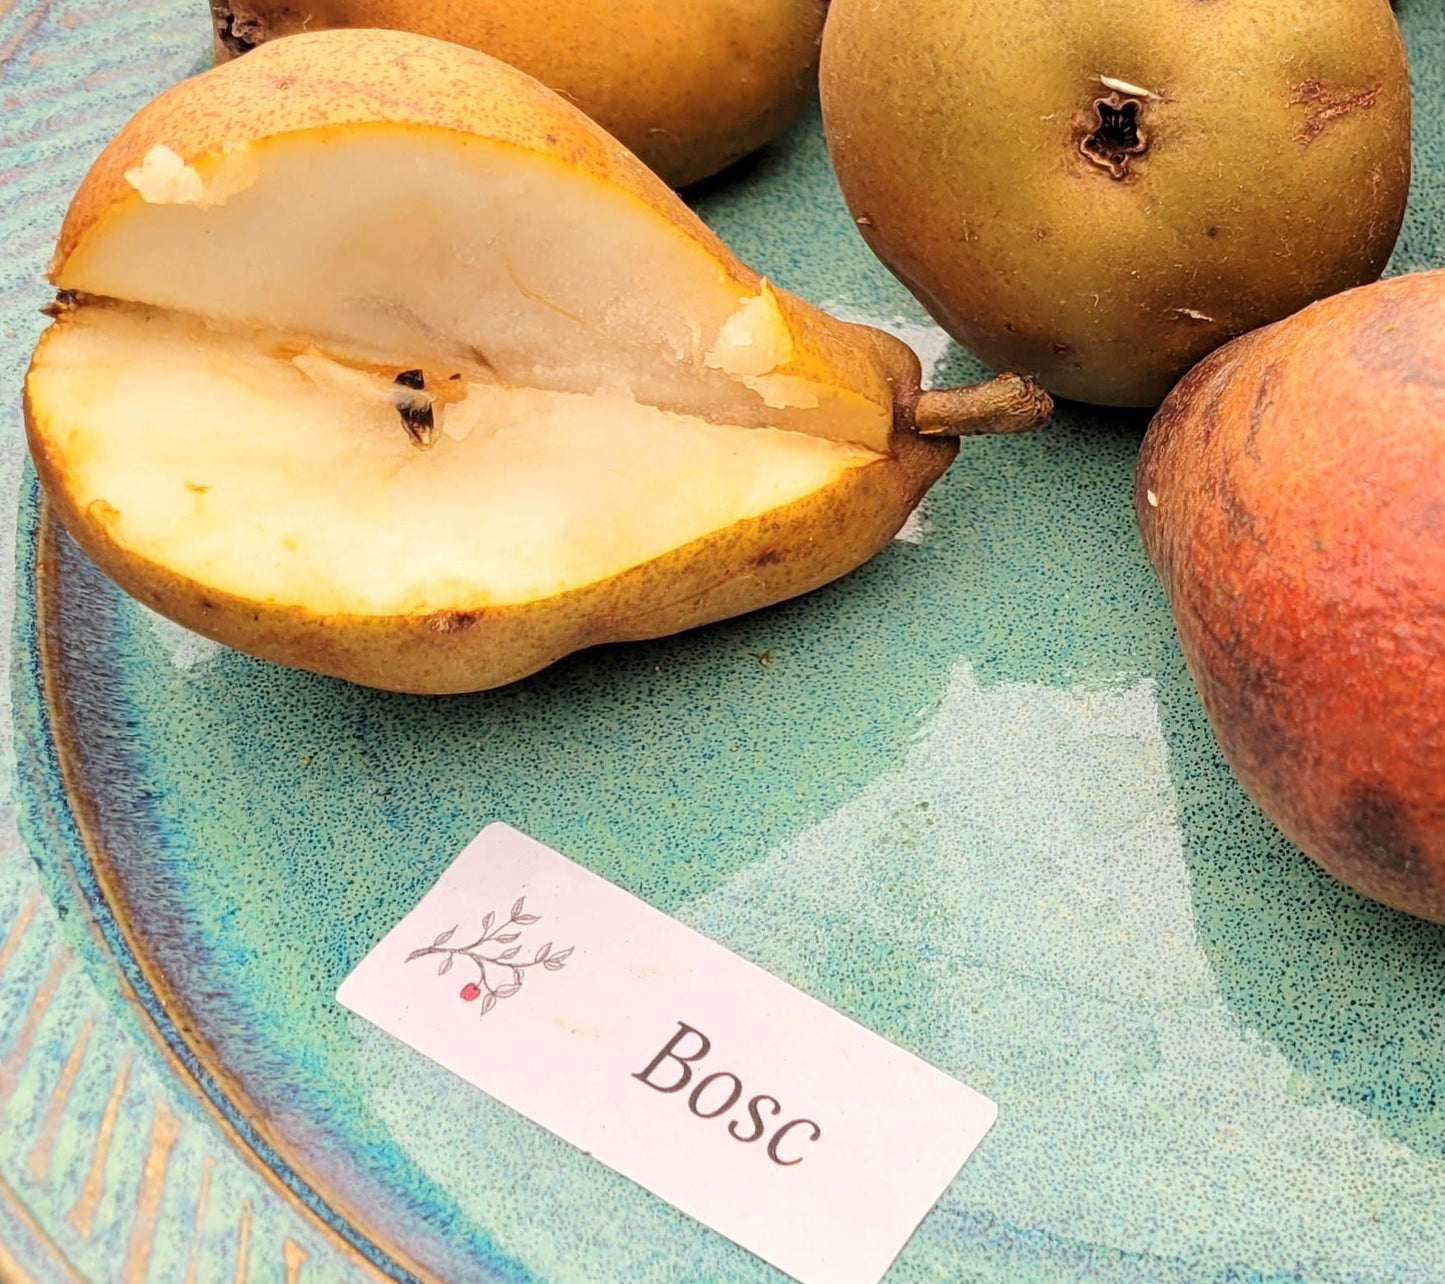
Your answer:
821;0;1411;407
1136;271;1445;922
210;0;825;187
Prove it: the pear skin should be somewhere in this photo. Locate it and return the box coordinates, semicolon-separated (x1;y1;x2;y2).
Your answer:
208;0;826;187
28;30;1050;694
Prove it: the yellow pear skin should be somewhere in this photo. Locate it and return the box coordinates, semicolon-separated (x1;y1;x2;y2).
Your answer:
209;0;826;187
820;0;1410;407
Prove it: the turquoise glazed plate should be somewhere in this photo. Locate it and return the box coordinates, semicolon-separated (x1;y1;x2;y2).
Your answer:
5;3;1445;1280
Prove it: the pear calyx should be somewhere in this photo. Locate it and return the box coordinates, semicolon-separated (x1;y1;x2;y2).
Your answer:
1079;93;1150;180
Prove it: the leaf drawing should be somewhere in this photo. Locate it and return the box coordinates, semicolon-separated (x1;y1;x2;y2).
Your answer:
406;894;573;1018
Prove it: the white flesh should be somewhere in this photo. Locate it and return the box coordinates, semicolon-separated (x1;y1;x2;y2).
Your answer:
29;306;870;614
57;130;892;448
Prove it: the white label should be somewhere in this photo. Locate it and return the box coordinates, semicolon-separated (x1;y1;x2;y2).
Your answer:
337;824;997;1284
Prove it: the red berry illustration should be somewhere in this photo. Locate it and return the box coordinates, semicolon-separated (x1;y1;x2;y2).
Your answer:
460;983;481;1002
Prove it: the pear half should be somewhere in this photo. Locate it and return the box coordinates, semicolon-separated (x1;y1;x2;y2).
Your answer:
25;29;1050;694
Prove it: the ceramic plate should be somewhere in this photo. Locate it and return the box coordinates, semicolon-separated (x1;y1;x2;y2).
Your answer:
4;3;1445;1280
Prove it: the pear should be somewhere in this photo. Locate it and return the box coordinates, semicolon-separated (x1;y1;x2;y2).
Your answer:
820;0;1411;407
25;29;1050;696
208;0;826;188
1136;270;1445;922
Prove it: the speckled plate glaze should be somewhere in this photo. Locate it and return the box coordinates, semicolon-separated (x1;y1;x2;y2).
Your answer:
5;3;1445;1281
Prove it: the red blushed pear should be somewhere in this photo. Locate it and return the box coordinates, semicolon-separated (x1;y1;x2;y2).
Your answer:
24;29;1050;695
1136;270;1445;922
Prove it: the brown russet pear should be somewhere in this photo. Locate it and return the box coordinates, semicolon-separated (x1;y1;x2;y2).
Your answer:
820;0;1411;407
1136;270;1445;922
208;0;826;187
25;29;1050;695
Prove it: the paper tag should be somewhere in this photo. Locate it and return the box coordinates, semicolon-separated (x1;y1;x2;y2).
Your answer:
337;824;997;1284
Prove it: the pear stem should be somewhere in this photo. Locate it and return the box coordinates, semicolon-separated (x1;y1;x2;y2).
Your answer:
913;374;1053;437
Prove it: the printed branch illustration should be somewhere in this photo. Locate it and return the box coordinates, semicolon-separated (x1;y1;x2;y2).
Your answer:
406;897;573;1016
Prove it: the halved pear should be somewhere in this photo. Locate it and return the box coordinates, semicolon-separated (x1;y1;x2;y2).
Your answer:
25;29;1050;694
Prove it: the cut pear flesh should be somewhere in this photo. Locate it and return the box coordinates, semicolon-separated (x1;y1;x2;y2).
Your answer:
29;305;871;616
56;128;894;449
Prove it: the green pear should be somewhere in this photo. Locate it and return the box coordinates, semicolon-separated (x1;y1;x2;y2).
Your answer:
820;0;1411;407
